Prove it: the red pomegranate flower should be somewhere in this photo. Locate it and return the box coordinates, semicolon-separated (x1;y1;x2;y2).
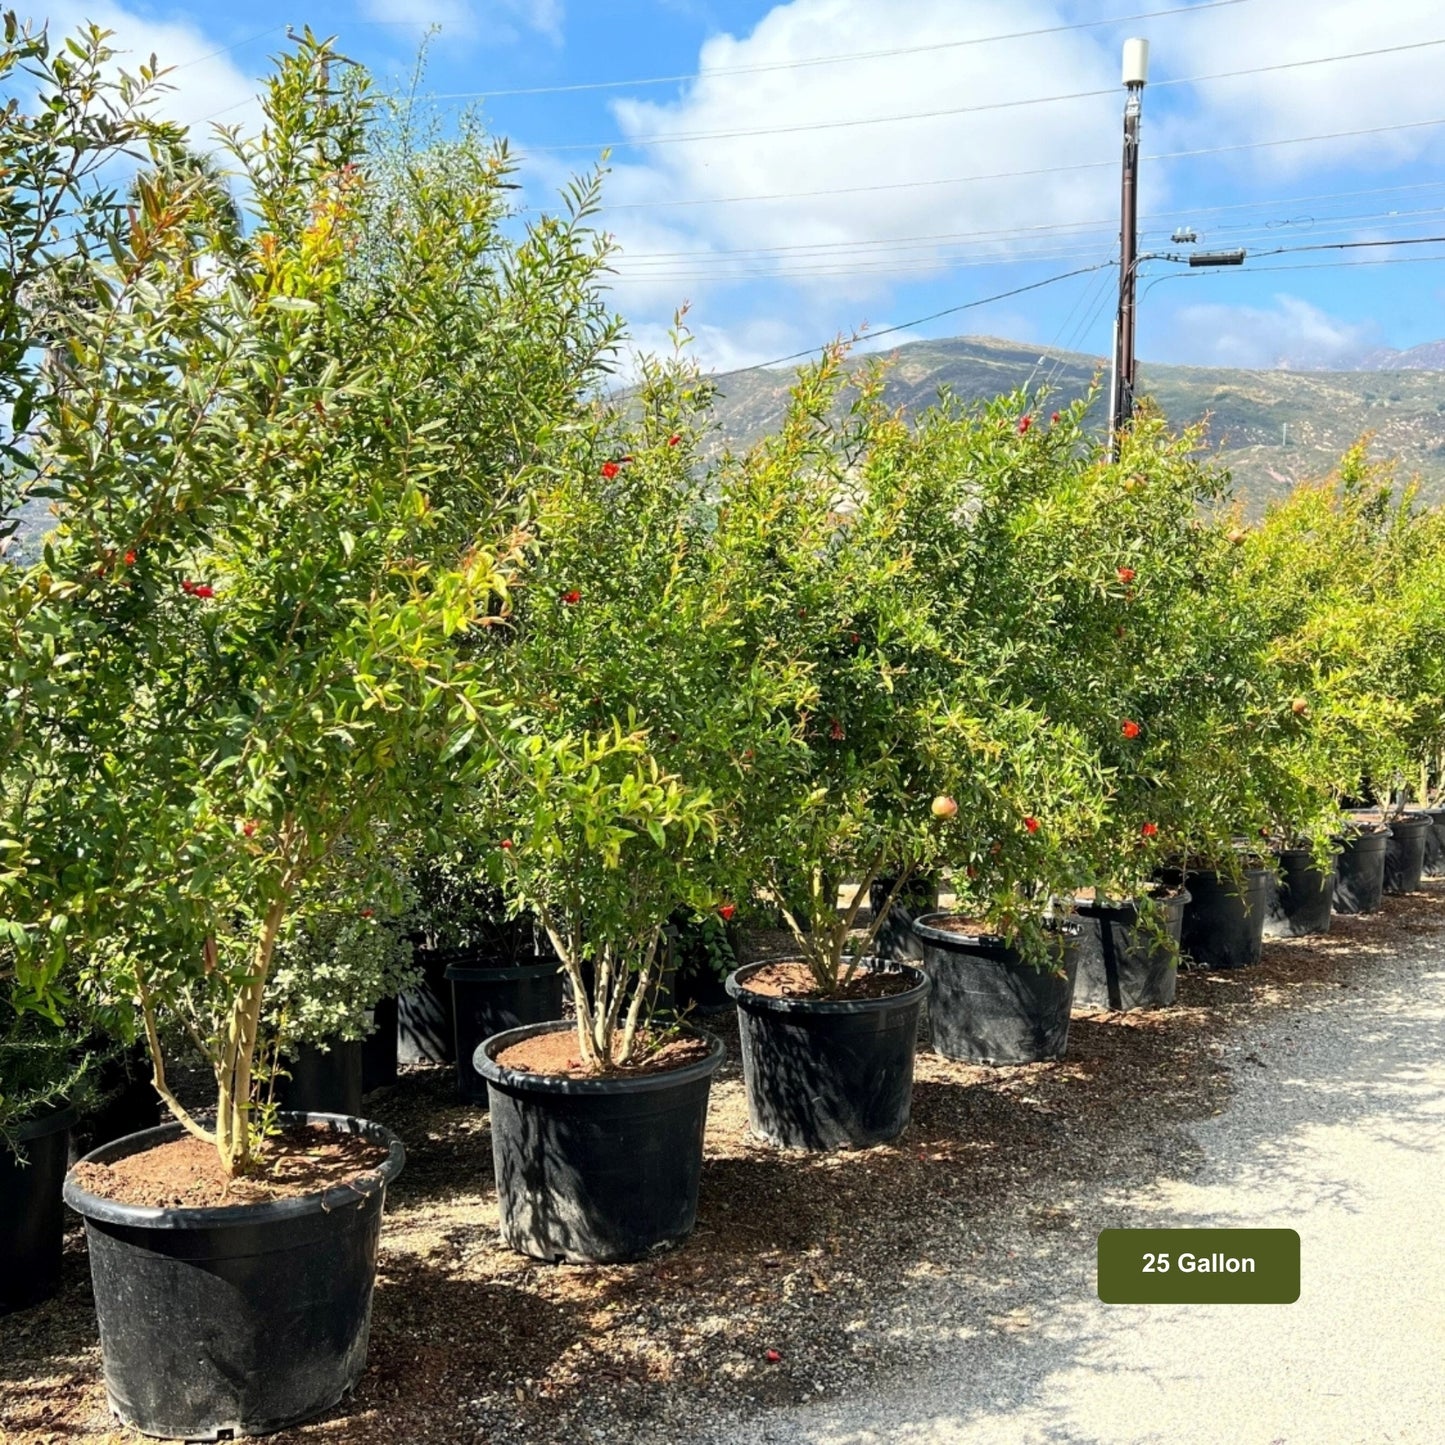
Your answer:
601;461;620;479
193;584;215;599
1122;719;1141;739
360;907;375;919
561;589;581;605
124;550;136;566
1141;822;1159;839
1024;816;1040;834
242;820;258;839
1018;415;1032;434
181;579;196;594
1117;566;1136;583
668;433;681;447
1051;411;1061;424
719;903;737;921
500;839;514;851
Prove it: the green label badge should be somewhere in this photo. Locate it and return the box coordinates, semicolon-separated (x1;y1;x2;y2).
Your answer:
1097;1228;1300;1303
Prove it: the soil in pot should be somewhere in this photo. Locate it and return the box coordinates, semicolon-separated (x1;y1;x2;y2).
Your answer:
64;1115;404;1440
274;1038;364;1117
727;958;929;1151
447;956;567;1104
1381;813;1433;894
911;914;1081;1064
1425;805;1445;879
1263;848;1337;939
475;1021;723;1264
1;1103;76;1314
1334;823;1390;914
1169;865;1271;969
1072;888;1187;1010
867;876;942;963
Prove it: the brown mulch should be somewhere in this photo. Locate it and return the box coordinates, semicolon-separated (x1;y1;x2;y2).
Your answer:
3;882;1442;1445
68;1127;390;1211
494;1027;712;1079
738;960;918;1000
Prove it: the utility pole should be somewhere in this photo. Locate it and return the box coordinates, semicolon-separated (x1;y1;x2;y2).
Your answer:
1109;38;1149;460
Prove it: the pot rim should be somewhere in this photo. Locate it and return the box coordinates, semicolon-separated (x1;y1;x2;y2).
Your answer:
724;958;929;1015
5;1099;79;1147
1072;886;1191;912
474;1019;724;1096
911;911;1083;948
444;958;564;984
62;1112;404;1230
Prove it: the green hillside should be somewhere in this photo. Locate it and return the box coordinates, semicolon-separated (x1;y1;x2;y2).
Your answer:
705;335;1445;511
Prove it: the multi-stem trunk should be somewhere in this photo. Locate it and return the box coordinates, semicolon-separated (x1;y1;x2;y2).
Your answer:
214;896;289;1176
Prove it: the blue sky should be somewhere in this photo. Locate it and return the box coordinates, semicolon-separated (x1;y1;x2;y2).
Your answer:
30;1;1445;375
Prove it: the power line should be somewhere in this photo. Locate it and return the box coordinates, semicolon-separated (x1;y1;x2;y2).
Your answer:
506;37;1445;156
411;0;1253;101
728;261;1116;373
615;201;1445;269
720;235;1445;376
605;211;1445;284
559;115;1445;216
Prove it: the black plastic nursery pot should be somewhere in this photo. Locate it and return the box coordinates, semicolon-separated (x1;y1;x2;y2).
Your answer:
398;947;455;1065
1;1103;76;1314
361;994;399;1094
475;1021;724;1264
63;1113;404;1441
275;1038;364;1117
448;957;567;1104
1262;849;1337;939
1383;813;1433;895
726;959;929;1150
79;1046;161;1155
867;876;942;963
1172;865;1271;970
1334;826;1390;914
1072;890;1187;1011
911;914;1081;1064
1425;806;1445;879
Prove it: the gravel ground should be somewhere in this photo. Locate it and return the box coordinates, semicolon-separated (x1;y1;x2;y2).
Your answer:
696;885;1445;1445
3;884;1442;1445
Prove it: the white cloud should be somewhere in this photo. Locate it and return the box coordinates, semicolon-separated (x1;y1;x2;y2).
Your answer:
599;0;1127;299
1162;294;1381;370
1152;0;1445;177
361;1;564;46
40;3;264;140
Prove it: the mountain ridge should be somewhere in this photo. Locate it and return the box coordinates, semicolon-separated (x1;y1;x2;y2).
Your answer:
706;334;1445;509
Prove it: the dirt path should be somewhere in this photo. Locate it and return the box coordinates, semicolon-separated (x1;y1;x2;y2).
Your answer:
700;886;1445;1445
3;885;1442;1445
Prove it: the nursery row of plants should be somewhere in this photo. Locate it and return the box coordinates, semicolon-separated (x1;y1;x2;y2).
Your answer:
2;23;1444;1442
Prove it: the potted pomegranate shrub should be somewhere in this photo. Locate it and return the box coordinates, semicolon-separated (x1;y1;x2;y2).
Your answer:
6;33;621;1436
712;356;992;1147
474;356;777;1259
983;408;1234;1007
